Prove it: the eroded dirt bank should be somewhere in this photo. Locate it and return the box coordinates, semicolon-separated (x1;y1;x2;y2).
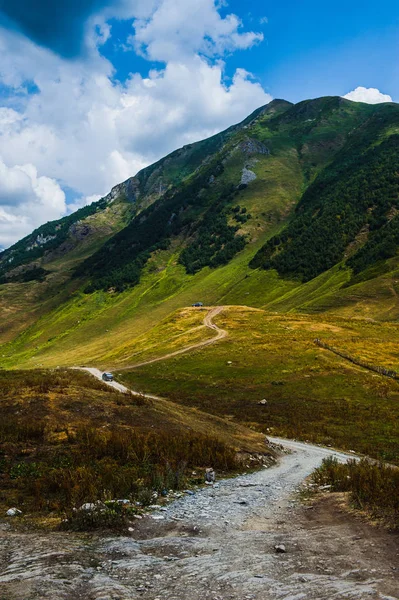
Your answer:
0;440;397;600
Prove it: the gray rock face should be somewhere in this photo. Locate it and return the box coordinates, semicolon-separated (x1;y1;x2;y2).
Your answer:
69;223;91;240
26;233;57;251
241;168;257;185
239;138;270;156
103;177;141;205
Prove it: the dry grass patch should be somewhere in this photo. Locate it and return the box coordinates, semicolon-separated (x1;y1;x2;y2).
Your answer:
312;457;399;529
0;368;273;520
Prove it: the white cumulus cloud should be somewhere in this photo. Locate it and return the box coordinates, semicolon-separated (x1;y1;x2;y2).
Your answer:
343;86;392;104
0;0;271;248
0;158;66;247
131;0;263;61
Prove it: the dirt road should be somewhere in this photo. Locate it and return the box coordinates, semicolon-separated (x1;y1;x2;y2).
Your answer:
118;306;227;370
79;307;227;393
1;439;397;600
34;313;396;599
77;307;227;391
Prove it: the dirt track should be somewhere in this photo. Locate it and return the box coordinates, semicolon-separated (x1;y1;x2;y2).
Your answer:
1;438;397;600
46;310;398;599
118;306;227;371
78;307;227;387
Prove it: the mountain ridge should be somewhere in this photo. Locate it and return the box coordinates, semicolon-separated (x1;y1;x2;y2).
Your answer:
0;98;292;280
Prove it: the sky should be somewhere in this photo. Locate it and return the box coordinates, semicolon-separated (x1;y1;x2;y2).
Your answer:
0;0;398;248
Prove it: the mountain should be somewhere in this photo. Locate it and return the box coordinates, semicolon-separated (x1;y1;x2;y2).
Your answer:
251;102;399;282
0;99;291;285
2;95;399;367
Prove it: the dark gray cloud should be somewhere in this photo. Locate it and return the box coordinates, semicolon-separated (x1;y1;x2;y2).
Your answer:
0;0;110;57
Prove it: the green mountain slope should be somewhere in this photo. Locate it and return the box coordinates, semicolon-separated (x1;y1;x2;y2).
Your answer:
77;96;379;292
251;102;399;281
0;100;268;284
2;96;399;367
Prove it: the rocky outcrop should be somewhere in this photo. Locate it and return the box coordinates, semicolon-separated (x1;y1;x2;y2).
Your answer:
103;177;141;205
26;233;57;251
241;167;257;185
239;138;270;156
69;223;91;241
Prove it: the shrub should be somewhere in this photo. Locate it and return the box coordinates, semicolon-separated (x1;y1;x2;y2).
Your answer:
0;417;46;443
0;369;241;519
60;504;128;532
312;457;399;528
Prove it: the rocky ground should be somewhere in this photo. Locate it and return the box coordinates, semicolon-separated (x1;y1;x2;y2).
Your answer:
0;439;398;600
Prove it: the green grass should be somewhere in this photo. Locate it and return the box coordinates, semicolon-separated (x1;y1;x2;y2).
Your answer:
4;243;399;371
117;307;399;463
3;98;399;368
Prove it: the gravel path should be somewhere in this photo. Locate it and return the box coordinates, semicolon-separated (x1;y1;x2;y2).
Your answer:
2;438;397;600
160;437;353;530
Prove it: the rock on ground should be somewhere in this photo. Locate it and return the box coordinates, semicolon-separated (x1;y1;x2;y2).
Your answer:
0;439;398;600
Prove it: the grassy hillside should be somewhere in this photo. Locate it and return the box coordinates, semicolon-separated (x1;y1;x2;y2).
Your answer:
2;96;399;526
117;307;399;464
2;96;399;371
252;103;399;281
4;239;399;369
0;368;273;518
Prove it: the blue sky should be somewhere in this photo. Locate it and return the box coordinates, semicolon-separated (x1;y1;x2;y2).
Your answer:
0;0;397;246
236;0;398;101
97;0;399;101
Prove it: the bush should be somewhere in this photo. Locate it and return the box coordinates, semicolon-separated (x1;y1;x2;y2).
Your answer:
312;457;399;528
60;504;129;532
0;369;241;518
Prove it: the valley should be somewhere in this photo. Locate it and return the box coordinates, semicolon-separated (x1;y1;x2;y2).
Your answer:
0;96;398;598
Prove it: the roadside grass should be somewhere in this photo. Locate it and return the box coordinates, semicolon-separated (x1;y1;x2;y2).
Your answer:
0;368;272;519
312;457;399;529
118;307;399;464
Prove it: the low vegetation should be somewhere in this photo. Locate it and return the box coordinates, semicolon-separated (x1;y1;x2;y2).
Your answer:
0;368;269;522
312;456;399;529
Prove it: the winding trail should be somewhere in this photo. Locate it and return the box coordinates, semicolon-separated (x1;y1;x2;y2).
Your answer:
78;307;227;397
118;306;227;371
58;309;399;599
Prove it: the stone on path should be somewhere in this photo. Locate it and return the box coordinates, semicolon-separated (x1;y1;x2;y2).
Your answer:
205;468;216;484
6;508;22;517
